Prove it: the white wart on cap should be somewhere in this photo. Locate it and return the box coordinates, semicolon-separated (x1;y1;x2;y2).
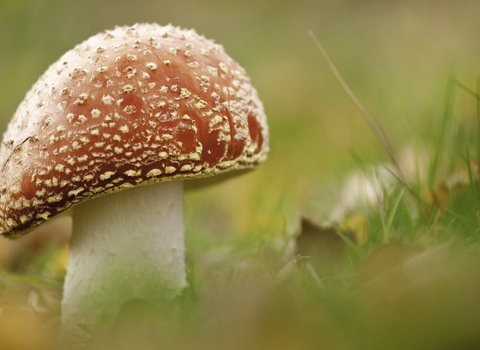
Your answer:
0;23;268;237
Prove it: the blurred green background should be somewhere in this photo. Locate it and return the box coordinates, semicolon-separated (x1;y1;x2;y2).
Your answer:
3;1;480;349
2;0;480;238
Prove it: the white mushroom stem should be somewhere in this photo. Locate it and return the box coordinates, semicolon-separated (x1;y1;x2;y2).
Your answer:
60;181;186;339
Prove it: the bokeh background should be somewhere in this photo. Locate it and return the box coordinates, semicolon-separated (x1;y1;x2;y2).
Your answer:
1;0;480;252
3;1;480;349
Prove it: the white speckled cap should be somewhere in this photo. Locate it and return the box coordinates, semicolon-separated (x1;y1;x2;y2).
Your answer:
0;23;268;237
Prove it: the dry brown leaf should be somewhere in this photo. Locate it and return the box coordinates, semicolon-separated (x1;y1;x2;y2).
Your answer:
356;244;480;349
449;158;479;197
295;217;346;275
357;242;424;287
422;181;449;214
343;211;369;245
422;158;479;214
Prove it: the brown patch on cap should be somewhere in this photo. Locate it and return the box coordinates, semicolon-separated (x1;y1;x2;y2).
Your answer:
0;23;269;237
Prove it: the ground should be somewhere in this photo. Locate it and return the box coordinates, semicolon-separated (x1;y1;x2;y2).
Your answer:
1;0;480;349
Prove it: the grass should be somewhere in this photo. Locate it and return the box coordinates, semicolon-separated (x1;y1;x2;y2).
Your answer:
3;64;480;350
2;1;480;349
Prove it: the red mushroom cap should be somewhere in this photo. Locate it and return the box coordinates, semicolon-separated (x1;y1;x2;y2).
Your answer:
0;23;268;237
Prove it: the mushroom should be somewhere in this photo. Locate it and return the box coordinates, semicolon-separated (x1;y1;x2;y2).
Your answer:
0;23;268;339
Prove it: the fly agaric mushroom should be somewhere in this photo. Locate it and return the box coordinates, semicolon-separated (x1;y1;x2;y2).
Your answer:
0;23;268;338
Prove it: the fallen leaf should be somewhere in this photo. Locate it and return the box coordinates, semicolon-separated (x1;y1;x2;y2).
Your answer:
295;217;346;276
343;211;369;245
357;242;424;288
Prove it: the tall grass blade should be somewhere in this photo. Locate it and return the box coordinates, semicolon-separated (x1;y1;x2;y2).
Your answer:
308;31;403;179
450;77;480;160
427;79;455;189
308;30;427;208
477;75;480;159
384;187;406;241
